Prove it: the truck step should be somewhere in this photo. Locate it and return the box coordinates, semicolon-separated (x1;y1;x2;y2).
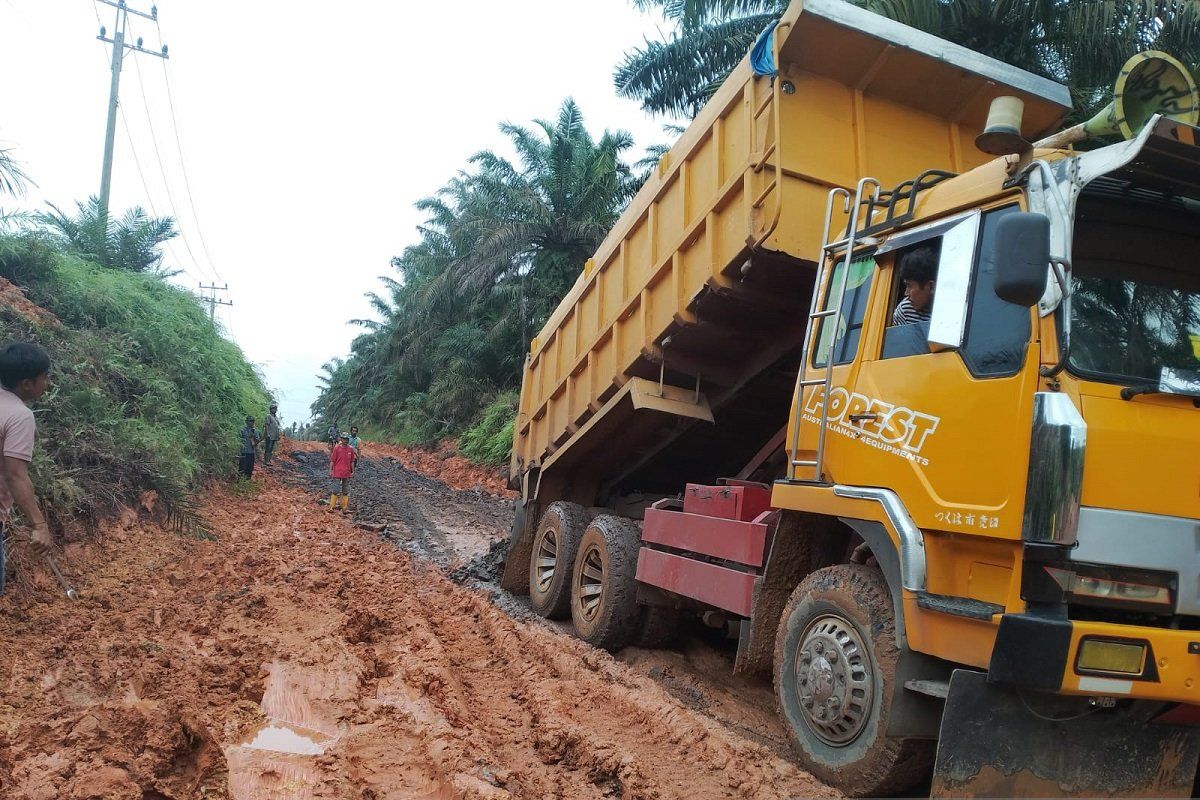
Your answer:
904;679;950;699
915;592;1004;621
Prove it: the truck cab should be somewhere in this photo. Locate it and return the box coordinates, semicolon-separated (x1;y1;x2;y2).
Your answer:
773;116;1200;795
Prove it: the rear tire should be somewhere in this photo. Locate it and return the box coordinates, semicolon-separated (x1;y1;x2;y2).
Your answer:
634;606;682;648
774;564;933;797
528;501;589;619
570;515;643;650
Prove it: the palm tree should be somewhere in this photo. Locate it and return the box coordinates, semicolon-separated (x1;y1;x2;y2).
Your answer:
38;196;179;274
616;0;1200;122
615;0;783;117
0;147;31;198
313;98;644;445
453;98;639;318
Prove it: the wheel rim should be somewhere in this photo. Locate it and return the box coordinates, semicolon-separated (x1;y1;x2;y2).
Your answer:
577;543;604;621
793;613;874;746
534;528;558;594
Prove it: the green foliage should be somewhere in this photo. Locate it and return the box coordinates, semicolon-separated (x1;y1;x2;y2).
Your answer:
0;147;31;199
37;195;180;275
0;233;269;528
460;393;518;465
616;0;1200;122
314;99;642;453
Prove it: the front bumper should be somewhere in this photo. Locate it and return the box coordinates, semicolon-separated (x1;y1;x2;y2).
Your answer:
990;612;1200;703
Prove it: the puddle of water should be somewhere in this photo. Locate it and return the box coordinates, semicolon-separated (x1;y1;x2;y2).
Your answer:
225;661;347;800
242;722;328;755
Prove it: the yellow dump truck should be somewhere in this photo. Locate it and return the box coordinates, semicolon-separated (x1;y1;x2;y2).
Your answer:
501;0;1200;794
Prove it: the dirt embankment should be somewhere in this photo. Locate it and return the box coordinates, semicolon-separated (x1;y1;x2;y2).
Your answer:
0;446;834;799
0;276;60;328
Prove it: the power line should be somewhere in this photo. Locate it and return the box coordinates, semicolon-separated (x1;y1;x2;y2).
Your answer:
154;11;223;282
130;50;213;281
86;1;203;284
116;106;197;281
88;0;201;281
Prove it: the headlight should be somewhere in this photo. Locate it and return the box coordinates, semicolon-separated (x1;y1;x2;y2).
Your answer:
1044;563;1175;613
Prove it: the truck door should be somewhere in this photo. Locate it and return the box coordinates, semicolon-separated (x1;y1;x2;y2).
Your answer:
828;204;1042;538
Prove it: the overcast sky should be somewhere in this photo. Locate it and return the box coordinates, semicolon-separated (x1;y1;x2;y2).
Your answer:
0;0;671;428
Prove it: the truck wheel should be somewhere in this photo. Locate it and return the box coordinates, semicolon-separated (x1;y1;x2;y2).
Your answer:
570;515;642;650
774;564;933;797
634;606;681;648
528;501;589;619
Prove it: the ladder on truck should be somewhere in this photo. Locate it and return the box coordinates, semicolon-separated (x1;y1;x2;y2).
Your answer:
787;171;955;483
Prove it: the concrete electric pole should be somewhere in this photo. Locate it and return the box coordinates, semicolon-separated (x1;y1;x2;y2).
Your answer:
198;282;233;321
96;0;168;220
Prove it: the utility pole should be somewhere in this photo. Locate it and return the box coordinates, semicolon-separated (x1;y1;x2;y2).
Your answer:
96;0;168;221
198;282;233;321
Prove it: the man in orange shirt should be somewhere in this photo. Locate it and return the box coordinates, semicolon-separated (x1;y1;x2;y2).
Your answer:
328;432;357;513
0;342;53;594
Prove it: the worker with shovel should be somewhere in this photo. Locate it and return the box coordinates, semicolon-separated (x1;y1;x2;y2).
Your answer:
0;342;54;595
328;432;356;513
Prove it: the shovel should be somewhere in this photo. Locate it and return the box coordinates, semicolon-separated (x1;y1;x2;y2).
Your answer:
43;553;79;601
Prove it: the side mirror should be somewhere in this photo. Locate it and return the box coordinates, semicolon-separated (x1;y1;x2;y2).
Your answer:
990;212;1050;306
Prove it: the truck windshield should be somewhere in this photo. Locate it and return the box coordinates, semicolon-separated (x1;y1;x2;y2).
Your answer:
1068;187;1200;386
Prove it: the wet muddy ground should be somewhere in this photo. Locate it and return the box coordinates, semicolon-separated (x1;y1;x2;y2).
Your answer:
0;441;833;799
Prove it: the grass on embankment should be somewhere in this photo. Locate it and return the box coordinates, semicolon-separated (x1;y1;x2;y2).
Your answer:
0;234;269;531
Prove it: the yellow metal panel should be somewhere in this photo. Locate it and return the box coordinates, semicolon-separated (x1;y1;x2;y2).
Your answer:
656;175;685;259
923;531;1017;601
1076;385;1200;519
511;0;1069;477
778;72;859;189
901;594;995;668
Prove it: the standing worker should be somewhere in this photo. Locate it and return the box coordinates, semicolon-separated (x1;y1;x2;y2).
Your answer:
263;403;282;465
328;432;356;513
327;420;339;447
239;416;260;479
348;425;361;454
0;342;54;594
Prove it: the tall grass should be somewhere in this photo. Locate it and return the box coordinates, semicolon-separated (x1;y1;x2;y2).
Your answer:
459;392;517;465
0;234;269;529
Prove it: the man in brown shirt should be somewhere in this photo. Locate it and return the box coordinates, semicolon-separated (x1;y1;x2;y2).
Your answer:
0;342;52;593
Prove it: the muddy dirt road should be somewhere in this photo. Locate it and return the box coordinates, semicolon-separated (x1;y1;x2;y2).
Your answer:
0;442;835;799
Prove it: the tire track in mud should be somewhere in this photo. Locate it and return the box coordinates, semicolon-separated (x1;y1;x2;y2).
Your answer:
281;443;822;794
0;445;836;798
283;448;512;570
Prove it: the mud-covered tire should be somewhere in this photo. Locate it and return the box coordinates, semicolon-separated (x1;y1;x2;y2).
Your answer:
528;501;589;619
570;515;642;650
774;564;933;797
634;606;682;648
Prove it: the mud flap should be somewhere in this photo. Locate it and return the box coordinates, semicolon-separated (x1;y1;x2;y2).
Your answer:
499;498;533;593
931;669;1200;797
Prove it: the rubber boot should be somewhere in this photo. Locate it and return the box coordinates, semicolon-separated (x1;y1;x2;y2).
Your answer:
328;493;339;511
340;494;350;513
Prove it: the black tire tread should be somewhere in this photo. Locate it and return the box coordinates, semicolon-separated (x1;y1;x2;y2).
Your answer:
773;564;934;797
571;514;643;650
528;501;589;619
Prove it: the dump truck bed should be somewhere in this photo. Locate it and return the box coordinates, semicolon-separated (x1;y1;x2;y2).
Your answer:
511;0;1070;490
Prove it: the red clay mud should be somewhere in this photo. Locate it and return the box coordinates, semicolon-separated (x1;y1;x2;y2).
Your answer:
0;455;835;798
0;277;60;328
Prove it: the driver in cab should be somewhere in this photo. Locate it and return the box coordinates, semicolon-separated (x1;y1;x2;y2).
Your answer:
892;244;937;326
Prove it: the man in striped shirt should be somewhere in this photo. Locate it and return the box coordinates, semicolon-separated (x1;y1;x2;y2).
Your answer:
892;244;938;326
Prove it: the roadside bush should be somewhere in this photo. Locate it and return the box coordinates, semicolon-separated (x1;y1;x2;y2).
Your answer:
0;234;269;529
459;392;517;465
